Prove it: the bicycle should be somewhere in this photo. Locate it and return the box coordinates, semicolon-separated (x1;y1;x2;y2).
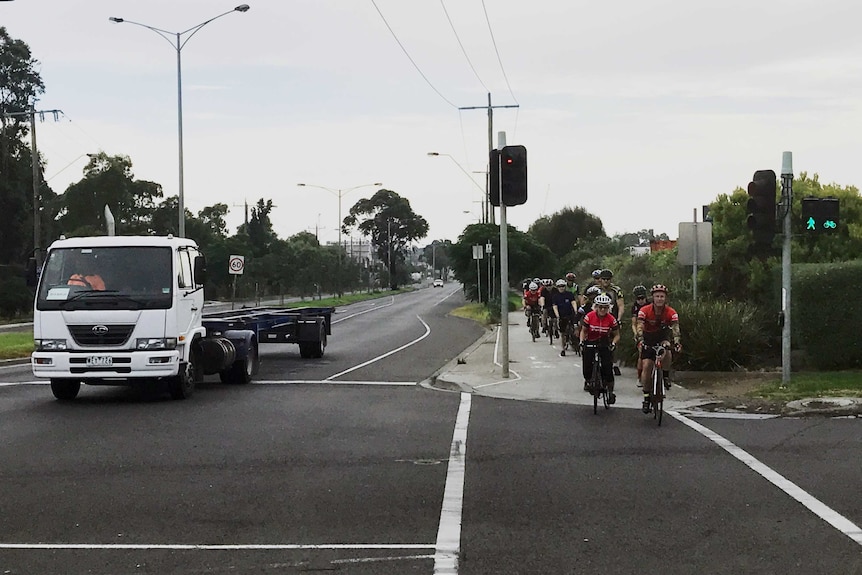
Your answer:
547;315;558;346
582;342;610;414
563;318;578;354
528;309;541;342
644;343;669;426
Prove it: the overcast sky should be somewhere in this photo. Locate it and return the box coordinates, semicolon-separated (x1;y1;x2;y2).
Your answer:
4;0;861;246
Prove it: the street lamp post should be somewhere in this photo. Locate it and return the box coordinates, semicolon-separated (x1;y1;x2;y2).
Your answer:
296;182;382;297
109;5;250;238
427;152;487;223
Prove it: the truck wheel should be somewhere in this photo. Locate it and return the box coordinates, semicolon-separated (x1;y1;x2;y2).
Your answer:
220;338;258;384
51;378;81;401
299;325;326;359
168;360;196;400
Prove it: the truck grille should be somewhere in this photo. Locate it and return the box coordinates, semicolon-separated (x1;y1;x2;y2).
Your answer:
68;324;135;347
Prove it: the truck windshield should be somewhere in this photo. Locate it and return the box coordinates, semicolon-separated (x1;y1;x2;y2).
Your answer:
36;246;173;311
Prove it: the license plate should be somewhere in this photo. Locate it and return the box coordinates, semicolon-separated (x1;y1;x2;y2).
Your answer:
86;356;113;367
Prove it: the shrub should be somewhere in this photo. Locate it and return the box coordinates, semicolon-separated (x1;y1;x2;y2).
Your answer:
0;276;33;319
792;260;862;369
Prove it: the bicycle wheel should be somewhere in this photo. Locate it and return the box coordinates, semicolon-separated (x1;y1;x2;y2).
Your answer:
530;315;539;342
591;360;600;414
652;367;664;425
548;318;556;346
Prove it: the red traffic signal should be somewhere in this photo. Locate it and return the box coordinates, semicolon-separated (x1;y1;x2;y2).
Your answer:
489;145;527;207
746;169;777;249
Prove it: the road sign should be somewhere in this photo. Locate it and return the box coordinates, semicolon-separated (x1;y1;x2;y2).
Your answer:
472;245;484;260
228;254;245;275
677;222;713;265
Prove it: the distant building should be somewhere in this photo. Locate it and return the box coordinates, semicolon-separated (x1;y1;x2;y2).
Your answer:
650;239;678;252
628;246;651;257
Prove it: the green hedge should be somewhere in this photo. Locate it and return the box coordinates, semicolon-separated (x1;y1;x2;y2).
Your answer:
791;260;862;369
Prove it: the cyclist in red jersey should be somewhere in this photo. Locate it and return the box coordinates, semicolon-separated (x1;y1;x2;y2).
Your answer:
636;284;682;413
578;294;621;403
522;281;542;328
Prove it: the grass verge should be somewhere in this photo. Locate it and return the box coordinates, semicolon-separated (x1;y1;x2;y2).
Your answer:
0;333;33;360
749;371;862;401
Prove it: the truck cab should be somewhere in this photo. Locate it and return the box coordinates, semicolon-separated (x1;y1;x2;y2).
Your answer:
32;235;207;400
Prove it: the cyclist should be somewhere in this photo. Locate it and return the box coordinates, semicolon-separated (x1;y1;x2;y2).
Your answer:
576;284;603;327
636;284;682;413
597;269;625;375
551;279;578;356
578;294;620;402
564;272;580;304
630;285;649;381
522;281;542;331
538;279;555;335
582;269;602;302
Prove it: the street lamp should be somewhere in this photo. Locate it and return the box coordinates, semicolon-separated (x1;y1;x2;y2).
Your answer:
109;5;250;238
296;182;382;297
427;152;487;223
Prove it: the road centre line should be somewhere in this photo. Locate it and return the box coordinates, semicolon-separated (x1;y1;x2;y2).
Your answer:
331;296;395;324
670;410;862;547
325;316;431;381
434;391;471;574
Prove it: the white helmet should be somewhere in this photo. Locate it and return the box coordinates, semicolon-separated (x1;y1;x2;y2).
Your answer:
555;279;566;287
528;282;538;291
594;294;612;307
542;279;553;286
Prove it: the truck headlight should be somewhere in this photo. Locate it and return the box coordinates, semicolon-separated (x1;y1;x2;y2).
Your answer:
136;338;178;350
35;339;68;351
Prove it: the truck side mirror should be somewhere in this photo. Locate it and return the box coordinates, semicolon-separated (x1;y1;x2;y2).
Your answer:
193;255;207;286
25;257;39;288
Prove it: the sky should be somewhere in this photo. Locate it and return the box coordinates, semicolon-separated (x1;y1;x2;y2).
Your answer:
4;0;862;247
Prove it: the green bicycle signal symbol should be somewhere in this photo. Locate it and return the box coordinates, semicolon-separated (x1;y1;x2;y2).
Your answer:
824;220;837;229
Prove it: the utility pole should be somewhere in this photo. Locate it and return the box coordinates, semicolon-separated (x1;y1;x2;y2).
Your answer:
459;93;518;225
2;106;63;267
780;152;793;386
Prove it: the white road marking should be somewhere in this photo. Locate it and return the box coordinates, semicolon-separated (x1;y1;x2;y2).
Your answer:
670;410;862;546
331;297;395;324
434;391;471;574
473;324;522;389
0;543;434;550
254;380;416;386
325;315;431;381
676;410;779;420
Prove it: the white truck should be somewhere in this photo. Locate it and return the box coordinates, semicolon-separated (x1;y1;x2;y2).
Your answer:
31;235;332;400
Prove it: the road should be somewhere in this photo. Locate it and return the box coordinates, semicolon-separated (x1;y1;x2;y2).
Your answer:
0;286;860;574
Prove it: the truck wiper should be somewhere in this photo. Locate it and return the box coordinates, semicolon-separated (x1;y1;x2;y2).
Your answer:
59;290;150;308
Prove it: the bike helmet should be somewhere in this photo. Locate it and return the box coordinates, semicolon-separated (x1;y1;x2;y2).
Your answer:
594;294;612;307
555;279;566;287
532;277;541;284
651;284;668;294
528;282;538;291
591;269;602;279
599;268;613;279
542;278;553;286
565;272;576;281
632;285;648;298
585;285;602;298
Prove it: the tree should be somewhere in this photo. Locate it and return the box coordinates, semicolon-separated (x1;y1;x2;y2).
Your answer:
342;189;429;289
240;198;276;258
0;27;45;264
527;206;605;258
56;152;163;236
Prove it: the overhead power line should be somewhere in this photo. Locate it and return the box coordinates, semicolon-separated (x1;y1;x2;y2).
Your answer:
440;0;489;94
481;0;519;106
370;0;458;109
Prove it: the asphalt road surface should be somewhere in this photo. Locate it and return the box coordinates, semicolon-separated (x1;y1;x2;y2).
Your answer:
1;286;860;574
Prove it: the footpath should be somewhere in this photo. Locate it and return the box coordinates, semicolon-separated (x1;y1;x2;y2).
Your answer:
431;311;862;418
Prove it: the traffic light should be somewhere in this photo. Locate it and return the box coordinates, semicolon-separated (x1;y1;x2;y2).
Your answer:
801;197;840;233
746;169;777;249
489;149;500;207
489;145;527;207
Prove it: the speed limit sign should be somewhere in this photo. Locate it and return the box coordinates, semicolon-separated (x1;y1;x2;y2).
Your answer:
228;255;245;275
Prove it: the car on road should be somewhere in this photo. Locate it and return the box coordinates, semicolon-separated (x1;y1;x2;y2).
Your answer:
433;279;444;288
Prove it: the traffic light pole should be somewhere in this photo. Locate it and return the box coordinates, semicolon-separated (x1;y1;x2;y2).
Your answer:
780;152;793;386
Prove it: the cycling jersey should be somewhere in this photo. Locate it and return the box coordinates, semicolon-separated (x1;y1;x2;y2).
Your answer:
582;310;619;342
550;289;577;317
637;303;679;344
523;290;540;307
538;286;553;308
